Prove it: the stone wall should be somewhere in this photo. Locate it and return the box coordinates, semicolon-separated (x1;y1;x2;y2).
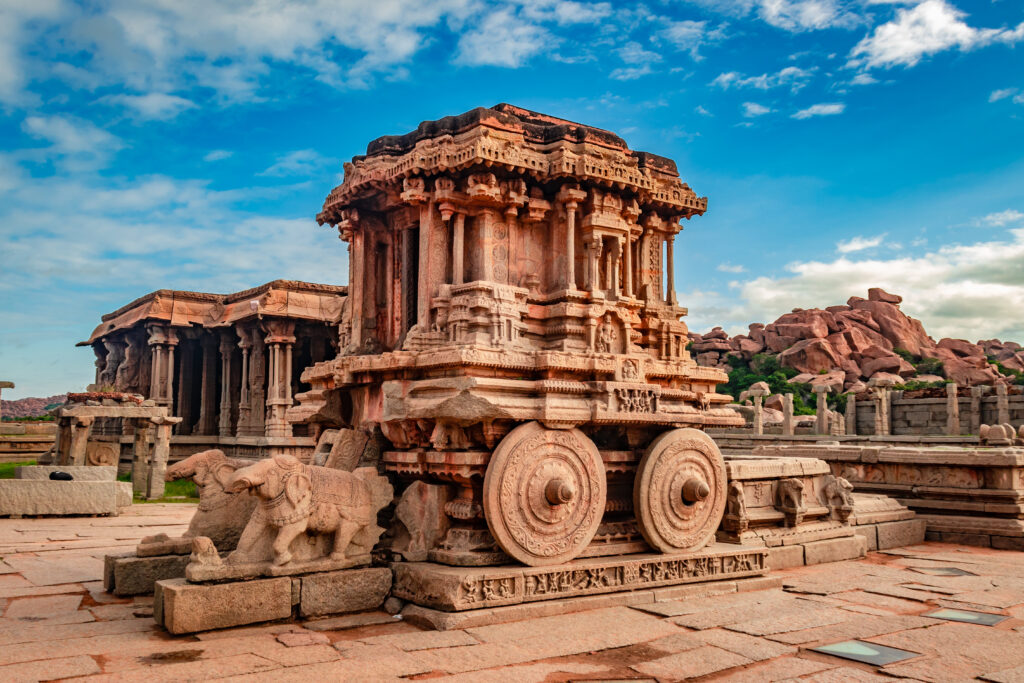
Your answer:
850;389;1024;436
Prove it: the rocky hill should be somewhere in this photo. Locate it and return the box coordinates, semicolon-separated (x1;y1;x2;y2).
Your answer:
1;394;66;419
691;288;1023;396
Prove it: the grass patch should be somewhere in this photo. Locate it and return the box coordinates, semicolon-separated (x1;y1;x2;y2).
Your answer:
117;471;199;503
0;461;36;478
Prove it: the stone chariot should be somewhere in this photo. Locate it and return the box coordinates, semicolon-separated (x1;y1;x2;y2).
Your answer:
292;105;745;572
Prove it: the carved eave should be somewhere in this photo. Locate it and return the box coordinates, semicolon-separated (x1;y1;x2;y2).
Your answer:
318;104;707;227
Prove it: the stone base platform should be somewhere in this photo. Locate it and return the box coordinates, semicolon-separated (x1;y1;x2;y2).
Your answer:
155;567;392;634
104;551;191;596
753;442;1024;550
392;544;767;615
402;573;784;631
0;479;131;516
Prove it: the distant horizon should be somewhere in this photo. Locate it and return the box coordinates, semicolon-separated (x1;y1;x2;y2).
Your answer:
2;0;1022;399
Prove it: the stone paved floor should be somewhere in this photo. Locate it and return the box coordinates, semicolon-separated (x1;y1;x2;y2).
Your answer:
3;506;1024;682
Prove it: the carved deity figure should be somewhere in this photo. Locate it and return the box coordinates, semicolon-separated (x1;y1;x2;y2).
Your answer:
597;314;618;353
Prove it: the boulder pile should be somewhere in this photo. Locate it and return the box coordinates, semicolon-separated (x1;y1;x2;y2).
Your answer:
691;288;1022;392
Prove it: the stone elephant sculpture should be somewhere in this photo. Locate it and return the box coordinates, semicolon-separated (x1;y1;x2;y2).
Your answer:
138;449;255;555
227;454;392;567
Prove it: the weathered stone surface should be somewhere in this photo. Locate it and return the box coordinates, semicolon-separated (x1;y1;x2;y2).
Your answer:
15;465;116;481
298;567;391;618
106;552;190;596
803;535;868;565
0;480;123;516
156;577;292;634
632;645;752;680
767;544;805;569
392;546;767;611
875;519;926;549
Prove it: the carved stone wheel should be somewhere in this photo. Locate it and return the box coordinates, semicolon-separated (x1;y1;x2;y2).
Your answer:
633;428;726;554
483;422;606;566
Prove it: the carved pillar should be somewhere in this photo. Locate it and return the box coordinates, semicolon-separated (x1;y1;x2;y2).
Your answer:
565;201;577;290
753;395;764;436
218;332;235;437
131;419;150;495
350;231;364;348
782;394;794;436
946;382;960;436
815;386;829;435
69;416;95;466
264;321;296;438
249;328;266;436
611;237;623;298
197;334;218;435
624;233;634;298
665;233;677;305
845;395;857;435
872;387;889;436
970;385;984;435
997;383;1010;425
146;325;176;407
237;328;252;436
452;212;465;286
146;416;181;499
587;234;601;293
101;338;126;389
176;337;193;435
417;202;432;328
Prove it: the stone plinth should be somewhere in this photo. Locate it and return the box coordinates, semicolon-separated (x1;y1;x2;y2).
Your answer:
154;567;392;634
0;480;131;517
392;545;767;613
155;577;293;634
719;455;852;548
15;465;117;481
754;443;1024;549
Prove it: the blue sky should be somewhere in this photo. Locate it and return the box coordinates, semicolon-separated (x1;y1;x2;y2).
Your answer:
1;0;1023;398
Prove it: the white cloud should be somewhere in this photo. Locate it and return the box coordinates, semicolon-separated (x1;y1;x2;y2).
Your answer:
989;88;1018;103
695;105;713;116
837;233;884;252
792;102;845;118
617;41;660;65
1016;95;1024;106
259;149;333;177
850;73;878;85
103;93;197;120
742;102;772;117
849;0;1024;69
758;0;861;31
979;209;1024;227
0;0;63;104
4;1;624;104
712;66;816;92
610;65;654;81
685;228;1024;342
20;115;124;171
718;263;747;273
689;0;861;32
658;19;724;60
455;7;551;68
203;150;233;162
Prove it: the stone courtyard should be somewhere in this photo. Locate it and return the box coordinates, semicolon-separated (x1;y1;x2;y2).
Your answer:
2;504;1024;682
